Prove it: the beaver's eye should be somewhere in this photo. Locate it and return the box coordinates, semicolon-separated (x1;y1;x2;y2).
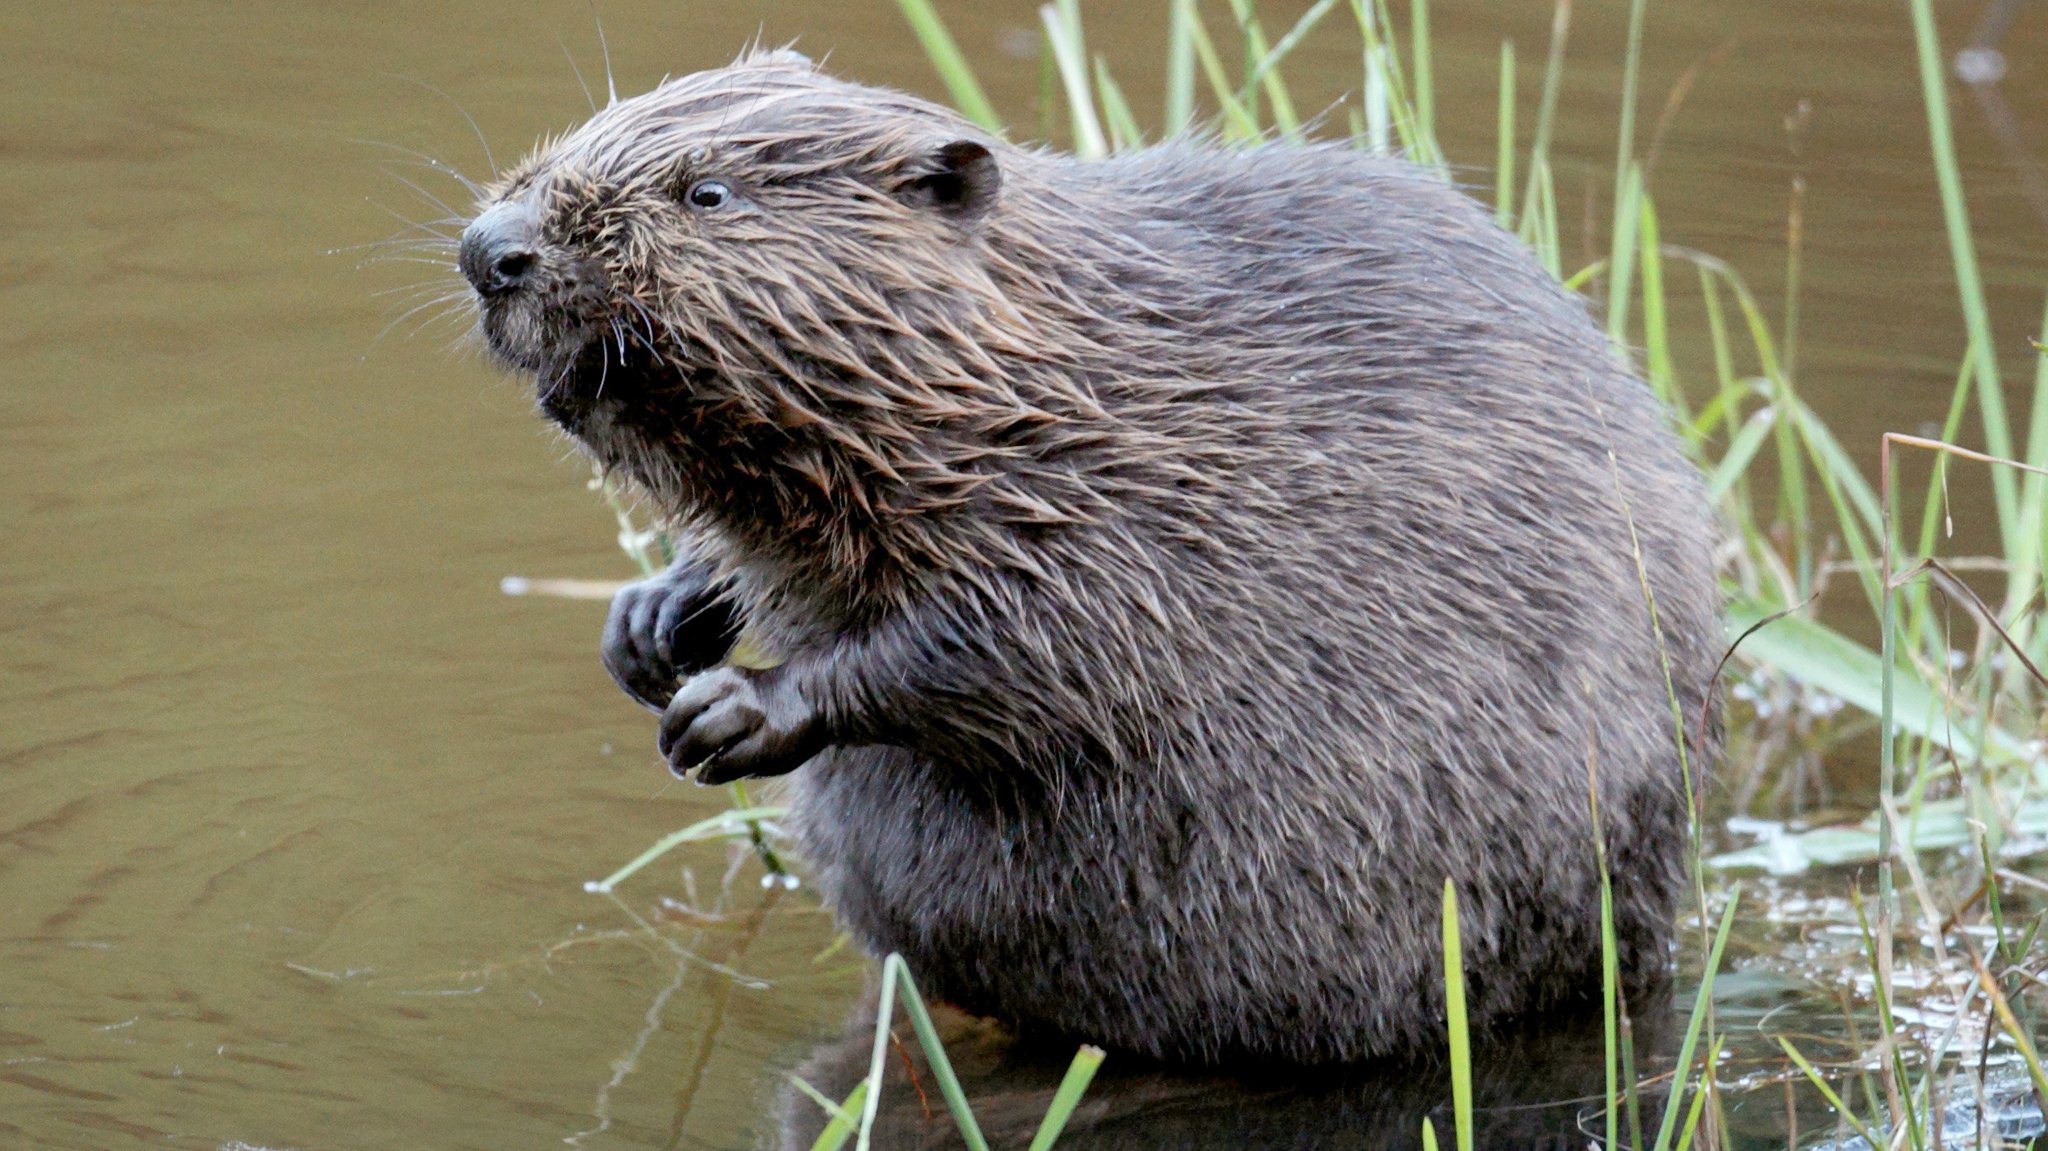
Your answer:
686;180;732;210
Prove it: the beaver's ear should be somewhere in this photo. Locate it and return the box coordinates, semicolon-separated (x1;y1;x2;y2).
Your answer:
897;140;1000;222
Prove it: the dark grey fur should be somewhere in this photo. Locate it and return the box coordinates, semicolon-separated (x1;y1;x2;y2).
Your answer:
456;50;1721;1065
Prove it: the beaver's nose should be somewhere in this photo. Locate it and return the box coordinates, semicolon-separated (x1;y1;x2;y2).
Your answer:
459;202;540;299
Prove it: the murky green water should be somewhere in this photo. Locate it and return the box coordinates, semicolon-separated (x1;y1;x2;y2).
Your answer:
3;2;2044;1148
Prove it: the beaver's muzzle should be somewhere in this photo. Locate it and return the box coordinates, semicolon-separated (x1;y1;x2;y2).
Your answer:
459;201;541;300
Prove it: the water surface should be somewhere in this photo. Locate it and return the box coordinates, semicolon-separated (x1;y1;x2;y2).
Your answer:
4;1;2045;1147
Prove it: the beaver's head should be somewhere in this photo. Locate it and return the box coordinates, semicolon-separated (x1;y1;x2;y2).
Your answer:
456;52;1055;522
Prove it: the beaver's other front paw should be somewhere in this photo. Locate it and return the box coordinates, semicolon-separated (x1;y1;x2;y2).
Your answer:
601;562;739;713
659;666;826;784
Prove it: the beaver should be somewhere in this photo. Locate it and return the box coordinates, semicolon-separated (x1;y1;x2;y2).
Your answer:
454;49;1721;1065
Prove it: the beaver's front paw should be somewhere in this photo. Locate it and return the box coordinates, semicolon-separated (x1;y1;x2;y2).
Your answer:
601;562;739;713
659;666;826;784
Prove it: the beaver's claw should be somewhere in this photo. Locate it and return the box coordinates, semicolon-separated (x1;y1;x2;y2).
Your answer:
659;666;825;783
601;562;738;713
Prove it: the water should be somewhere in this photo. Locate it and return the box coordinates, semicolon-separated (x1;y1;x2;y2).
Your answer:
3;1;2045;1147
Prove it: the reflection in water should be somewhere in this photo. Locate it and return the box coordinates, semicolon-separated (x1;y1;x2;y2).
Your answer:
1799;1070;2046;1151
772;987;1672;1150
1956;0;2048;234
566;858;798;1149
3;0;2047;1146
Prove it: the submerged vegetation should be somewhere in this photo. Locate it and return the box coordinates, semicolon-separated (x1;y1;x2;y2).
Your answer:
580;0;2048;1145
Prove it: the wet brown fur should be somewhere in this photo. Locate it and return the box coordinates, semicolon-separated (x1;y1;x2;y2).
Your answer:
461;50;1722;1065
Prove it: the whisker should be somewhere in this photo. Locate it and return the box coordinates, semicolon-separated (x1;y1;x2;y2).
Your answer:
354;139;485;198
595;325;617;400
343;246;459;270
620;295;661;351
592;5;618;106
353;232;461;255
361;262;460;279
358;258;455;276
363;199;468;243
417;304;478;339
438;329;477;356
344;229;462;250
352;245;460;265
376;290;475;344
378;167;468;224
371;278;466;302
541;352;578;407
390;73;498;176
558;33;598;114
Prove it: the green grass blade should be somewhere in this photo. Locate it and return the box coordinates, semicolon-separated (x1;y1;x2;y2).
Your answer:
1652;886;1739;1151
1683;374;1749;448
856;956;900;1149
1227;0;1302;135
1982;962;2048;1108
1909;0;2017;547
1520;0;1571;227
1093;56;1143;152
1681;253;1820;590
585;806;789;893
1442;880;1473;1151
797;1078;868;1151
595;466;664;575
1352;0;1429;160
1037;25;1058;141
1696;267;1739;435
1620;1009;1646;1151
1606;162;1643;345
888;956;992;1151
1586;738;1622;1151
1239;0;1343;112
1355;0;1391;151
1911;352;1978;562
1724;599;2036;766
893;0;1004;133
790;1075;852;1124
1639;189;1676;406
1525;154;1560;277
1495;39;1515;227
1614;0;1649;218
1901;355;1979;672
1371;0;1434;163
1669;1038;1723;1151
2006;290;2048;656
1165;0;1198;136
1848;895;1913;1143
1025;1045;1107;1151
1042;0;1107;158
1789;396;1883;607
1778;1037;1882;1149
1185;11;1259;140
1410;0;1434;155
1600;869;1621;1150
1777;397;1868;526
1704;408;1775;501
1783;176;1806;384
